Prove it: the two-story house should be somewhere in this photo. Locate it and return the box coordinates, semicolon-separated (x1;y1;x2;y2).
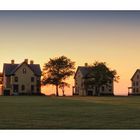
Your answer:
2;59;41;95
74;65;114;96
129;69;140;95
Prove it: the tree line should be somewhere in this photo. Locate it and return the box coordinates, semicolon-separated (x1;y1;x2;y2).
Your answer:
42;56;119;96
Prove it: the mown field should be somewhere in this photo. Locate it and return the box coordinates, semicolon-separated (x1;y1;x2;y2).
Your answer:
0;96;140;129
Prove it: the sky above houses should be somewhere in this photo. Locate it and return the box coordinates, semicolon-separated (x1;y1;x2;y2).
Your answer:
0;11;140;95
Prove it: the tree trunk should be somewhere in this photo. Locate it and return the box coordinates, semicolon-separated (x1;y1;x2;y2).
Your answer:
95;86;100;96
56;85;59;96
62;88;65;96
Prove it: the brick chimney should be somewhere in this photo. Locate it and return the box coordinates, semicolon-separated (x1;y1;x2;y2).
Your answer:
24;59;28;64
11;60;15;64
30;60;34;64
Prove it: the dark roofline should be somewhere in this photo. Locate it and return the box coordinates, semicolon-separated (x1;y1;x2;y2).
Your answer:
131;69;140;81
3;61;41;76
74;66;91;79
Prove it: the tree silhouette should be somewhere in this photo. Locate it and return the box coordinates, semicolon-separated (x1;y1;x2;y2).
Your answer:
42;56;75;96
84;61;119;96
59;82;70;96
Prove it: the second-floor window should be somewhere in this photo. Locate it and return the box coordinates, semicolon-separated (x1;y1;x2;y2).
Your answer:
14;77;18;82
23;68;26;74
31;77;34;82
133;81;135;86
136;81;139;86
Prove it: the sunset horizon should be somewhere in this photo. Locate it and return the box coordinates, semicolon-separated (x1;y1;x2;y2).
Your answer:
0;11;140;96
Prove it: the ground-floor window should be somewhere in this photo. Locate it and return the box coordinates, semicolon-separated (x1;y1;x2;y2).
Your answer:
13;84;18;92
31;85;34;93
87;90;93;96
21;85;25;91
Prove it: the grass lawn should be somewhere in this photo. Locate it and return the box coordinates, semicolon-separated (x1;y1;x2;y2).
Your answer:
0;96;140;129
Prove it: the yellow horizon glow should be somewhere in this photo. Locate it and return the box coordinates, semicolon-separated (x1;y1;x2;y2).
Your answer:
0;11;140;95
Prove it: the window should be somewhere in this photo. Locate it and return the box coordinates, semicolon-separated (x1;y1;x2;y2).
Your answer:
37;87;40;93
109;88;112;92
136;81;139;86
133;82;135;86
23;68;26;74
31;77;34;82
133;88;135;93
136;88;139;93
137;75;139;79
13;84;18;92
101;86;105;92
21;85;25;91
31;85;34;92
14;77;18;82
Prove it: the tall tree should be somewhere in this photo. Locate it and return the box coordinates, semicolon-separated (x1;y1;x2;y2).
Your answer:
84;61;119;96
42;56;75;96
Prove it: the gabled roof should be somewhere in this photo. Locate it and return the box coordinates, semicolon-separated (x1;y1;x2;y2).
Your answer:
131;69;140;81
3;61;41;76
74;66;92;79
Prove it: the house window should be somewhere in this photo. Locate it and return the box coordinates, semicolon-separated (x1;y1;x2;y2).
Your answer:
37;87;40;93
133;82;135;86
109;89;112;92
31;77;34;82
133;88;135;93
21;85;25;91
14;77;18;82
13;84;18;93
101;86;105;92
136;81;139;86
137;75;139;79
136;88;139;93
23;68;26;74
31;85;34;92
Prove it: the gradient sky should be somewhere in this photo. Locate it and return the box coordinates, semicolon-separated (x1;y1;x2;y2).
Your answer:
0;11;140;95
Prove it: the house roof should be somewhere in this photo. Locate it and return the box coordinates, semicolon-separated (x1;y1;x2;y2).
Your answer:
131;69;140;81
74;66;92;79
3;62;41;76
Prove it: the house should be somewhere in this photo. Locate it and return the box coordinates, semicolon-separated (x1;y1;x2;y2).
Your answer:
2;59;41;95
129;69;140;95
74;65;114;96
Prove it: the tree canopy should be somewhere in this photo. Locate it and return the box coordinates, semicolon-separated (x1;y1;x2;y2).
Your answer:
84;61;119;96
42;56;75;96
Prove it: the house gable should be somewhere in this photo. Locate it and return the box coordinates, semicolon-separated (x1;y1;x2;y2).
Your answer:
131;69;140;81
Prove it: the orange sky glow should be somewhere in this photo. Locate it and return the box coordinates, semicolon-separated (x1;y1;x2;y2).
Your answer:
0;11;140;96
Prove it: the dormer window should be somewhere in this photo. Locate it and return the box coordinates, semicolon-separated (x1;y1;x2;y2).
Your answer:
23;68;26;74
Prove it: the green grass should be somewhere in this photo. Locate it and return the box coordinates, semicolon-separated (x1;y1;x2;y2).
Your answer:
0;96;140;129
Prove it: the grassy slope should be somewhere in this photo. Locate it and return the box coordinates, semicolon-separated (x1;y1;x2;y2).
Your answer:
0;96;140;129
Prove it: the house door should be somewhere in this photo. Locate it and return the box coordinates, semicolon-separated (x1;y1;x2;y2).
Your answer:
13;84;19;93
87;90;93;96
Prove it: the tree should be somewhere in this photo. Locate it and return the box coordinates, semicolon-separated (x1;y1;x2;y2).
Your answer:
84;61;119;96
42;56;75;96
59;82;70;96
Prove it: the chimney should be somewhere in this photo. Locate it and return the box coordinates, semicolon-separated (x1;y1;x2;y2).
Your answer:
85;63;88;67
24;59;28;64
11;60;15;64
30;60;34;64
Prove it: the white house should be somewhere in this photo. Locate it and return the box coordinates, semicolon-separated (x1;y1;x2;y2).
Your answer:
129;69;140;95
74;65;114;96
